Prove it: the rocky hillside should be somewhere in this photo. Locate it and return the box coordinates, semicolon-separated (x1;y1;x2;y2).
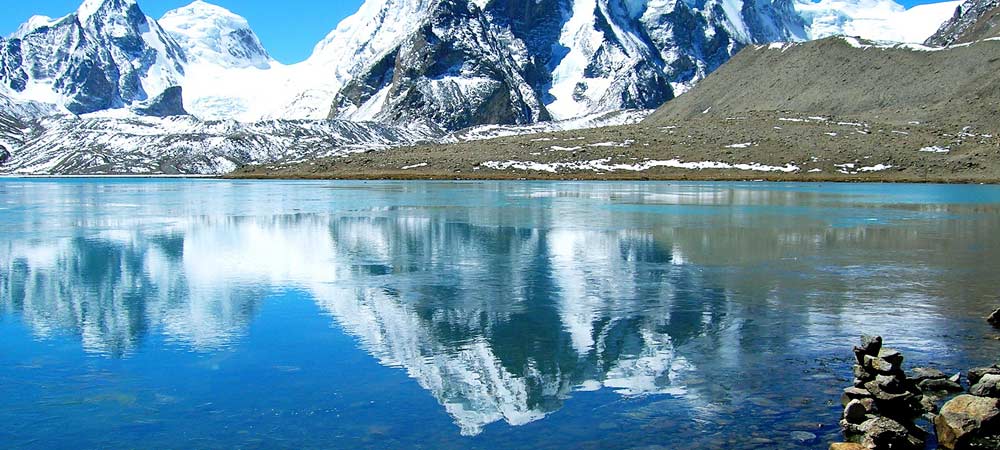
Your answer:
235;36;1000;182
645;37;1000;129
925;0;1000;45
0;115;438;175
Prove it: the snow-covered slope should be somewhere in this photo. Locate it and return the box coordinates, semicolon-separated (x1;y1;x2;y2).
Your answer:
159;1;270;69
0;116;438;175
156;1;300;121
448;109;653;142
797;0;963;43
0;0;186;114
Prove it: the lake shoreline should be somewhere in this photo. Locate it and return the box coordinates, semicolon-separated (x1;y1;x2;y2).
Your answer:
225;171;1000;184
227;113;1000;184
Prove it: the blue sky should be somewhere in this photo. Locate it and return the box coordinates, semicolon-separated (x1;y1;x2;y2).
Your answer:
2;0;365;64
4;0;938;64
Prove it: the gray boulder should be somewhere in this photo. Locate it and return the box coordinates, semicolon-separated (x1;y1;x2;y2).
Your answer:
843;387;874;406
970;374;1000;398
970;366;1000;386
844;399;869;424
912;367;948;382
859;416;925;450
854;335;884;363
935;394;1000;449
920;377;965;393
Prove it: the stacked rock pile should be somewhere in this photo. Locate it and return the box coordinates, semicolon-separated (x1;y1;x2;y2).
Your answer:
831;335;1000;450
837;336;929;449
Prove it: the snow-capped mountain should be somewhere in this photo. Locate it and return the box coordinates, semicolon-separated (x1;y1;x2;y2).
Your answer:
318;0;811;130
157;1;296;121
1;0;961;126
796;0;964;43
0;0;186;115
0;0;967;176
159;1;270;69
273;0;442;120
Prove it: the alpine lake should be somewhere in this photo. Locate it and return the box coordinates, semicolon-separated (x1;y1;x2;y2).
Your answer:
1;179;998;449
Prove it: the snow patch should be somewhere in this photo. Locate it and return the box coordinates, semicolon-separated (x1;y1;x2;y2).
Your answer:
480;158;800;173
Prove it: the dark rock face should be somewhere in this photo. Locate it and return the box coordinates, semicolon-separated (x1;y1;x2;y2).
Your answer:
859;417;926;450
330;0;808;131
132;86;188;117
332;0;547;130
0;0;186;115
925;0;1000;46
989;308;1000;327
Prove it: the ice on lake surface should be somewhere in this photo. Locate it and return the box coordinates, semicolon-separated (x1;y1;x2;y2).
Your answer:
1;179;999;449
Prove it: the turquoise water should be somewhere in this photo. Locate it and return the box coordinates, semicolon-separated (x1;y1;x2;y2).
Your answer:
1;179;999;449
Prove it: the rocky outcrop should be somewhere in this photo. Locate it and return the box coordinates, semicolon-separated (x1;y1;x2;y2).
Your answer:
989;308;1000;328
970;366;1000;386
131;86;188;117
837;336;928;450
925;0;1000;46
935;395;1000;449
834;336;1000;449
971;374;1000;397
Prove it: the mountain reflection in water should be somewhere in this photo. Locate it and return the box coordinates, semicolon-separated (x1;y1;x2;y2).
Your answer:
1;180;999;443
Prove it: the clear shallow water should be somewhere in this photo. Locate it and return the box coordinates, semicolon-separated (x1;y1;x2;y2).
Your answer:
1;179;999;449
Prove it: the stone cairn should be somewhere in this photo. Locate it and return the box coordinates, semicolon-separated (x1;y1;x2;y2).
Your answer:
831;335;1000;450
835;335;931;449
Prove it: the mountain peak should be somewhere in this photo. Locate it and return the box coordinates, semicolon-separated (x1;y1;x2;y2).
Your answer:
160;0;271;69
9;15;61;39
77;0;138;24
